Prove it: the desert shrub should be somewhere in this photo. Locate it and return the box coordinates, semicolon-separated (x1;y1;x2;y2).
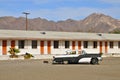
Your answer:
24;53;34;59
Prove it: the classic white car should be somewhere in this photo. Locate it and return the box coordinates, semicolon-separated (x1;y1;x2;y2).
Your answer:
53;50;102;65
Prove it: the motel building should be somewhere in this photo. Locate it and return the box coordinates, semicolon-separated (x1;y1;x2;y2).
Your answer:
0;30;120;56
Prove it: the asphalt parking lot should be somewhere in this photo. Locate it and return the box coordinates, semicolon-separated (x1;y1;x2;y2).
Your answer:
0;57;120;80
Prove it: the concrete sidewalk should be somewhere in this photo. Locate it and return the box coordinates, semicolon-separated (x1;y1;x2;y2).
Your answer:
0;54;54;60
0;54;120;60
102;54;120;57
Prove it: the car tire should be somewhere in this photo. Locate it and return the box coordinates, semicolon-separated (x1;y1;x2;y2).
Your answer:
90;58;98;65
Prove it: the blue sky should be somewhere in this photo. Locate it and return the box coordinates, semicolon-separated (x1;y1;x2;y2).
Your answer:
0;0;120;21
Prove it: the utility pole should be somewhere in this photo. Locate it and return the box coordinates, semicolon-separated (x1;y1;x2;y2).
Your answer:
22;12;30;31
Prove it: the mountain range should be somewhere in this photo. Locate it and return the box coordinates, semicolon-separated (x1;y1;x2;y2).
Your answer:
0;13;120;33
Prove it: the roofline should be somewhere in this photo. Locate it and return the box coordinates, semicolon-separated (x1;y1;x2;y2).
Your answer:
0;37;113;41
0;30;120;41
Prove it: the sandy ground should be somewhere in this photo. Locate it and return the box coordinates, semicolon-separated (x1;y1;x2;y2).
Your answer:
0;57;120;80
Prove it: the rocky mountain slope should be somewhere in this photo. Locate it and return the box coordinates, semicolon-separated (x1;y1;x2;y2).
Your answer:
0;13;120;33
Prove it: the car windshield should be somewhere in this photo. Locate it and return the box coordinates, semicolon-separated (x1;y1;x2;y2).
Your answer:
66;50;87;55
81;50;87;55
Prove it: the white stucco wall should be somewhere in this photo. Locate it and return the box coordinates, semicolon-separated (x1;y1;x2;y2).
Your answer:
0;40;120;56
51;40;69;54
81;41;100;54
18;40;40;55
108;41;120;54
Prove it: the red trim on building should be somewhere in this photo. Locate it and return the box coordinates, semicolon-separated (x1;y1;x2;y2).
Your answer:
40;41;44;55
47;41;51;54
2;40;7;55
99;41;102;53
78;41;81;50
11;40;15;48
72;41;75;50
105;42;108;53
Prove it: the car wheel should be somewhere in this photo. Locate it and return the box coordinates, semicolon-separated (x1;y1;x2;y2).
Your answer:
90;58;98;65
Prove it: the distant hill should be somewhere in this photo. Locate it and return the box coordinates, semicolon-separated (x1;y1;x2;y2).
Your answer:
0;13;120;33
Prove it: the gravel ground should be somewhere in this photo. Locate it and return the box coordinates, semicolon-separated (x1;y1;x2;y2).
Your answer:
0;57;120;80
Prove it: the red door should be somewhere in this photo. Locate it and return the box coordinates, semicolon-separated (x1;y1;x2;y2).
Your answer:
99;41;102;53
47;41;51;54
40;41;44;55
78;41;81;50
2;40;7;55
105;42;108;53
11;40;15;48
72;41;75;50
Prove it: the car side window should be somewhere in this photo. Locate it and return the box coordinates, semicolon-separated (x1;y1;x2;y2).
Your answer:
81;50;86;55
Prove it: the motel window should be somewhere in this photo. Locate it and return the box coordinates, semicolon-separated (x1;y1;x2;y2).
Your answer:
83;41;88;48
54;41;59;49
32;40;37;49
118;41;120;48
93;41;97;48
109;41;114;48
65;41;70;48
18;40;25;49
